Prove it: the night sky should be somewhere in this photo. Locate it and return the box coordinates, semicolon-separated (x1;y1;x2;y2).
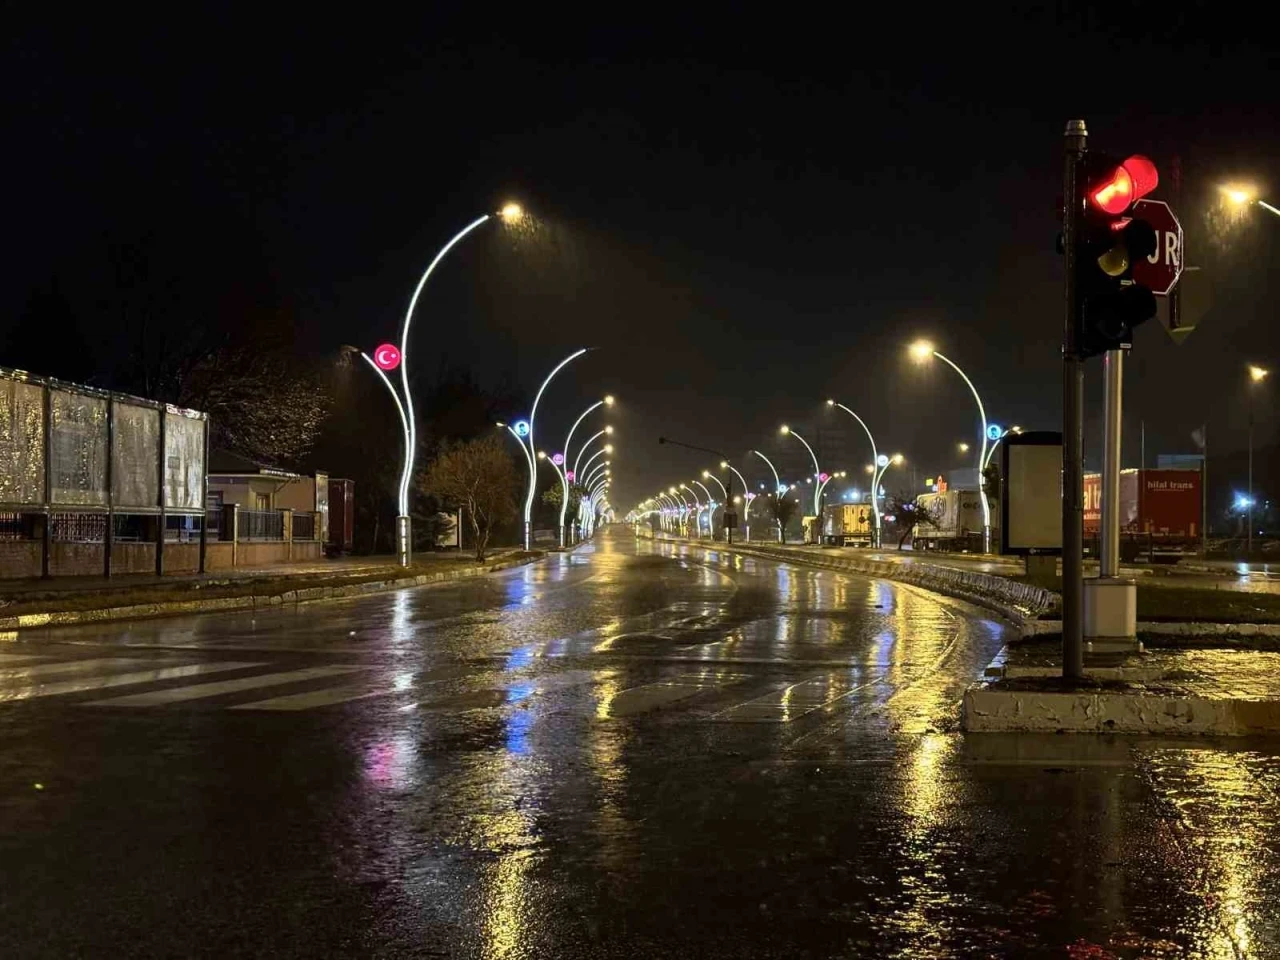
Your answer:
5;6;1278;514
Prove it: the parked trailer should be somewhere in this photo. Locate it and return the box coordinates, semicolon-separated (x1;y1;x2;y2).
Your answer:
1084;468;1201;561
912;489;992;553
821;503;874;546
326;478;354;555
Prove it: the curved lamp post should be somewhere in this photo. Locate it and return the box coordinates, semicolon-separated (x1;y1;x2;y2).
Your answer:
669;486;691;537
691;479;716;538
983;425;1022;470
558;396;614;547
780;425;823;515
719;461;755;540
703;471;729;540
827;400;884;546
573;427;613;480
750;449;784;540
680;484;703;538
520;349;589;550
910;340;992;553
362;203;523;566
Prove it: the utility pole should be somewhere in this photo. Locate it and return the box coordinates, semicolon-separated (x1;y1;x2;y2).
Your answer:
1062;119;1087;680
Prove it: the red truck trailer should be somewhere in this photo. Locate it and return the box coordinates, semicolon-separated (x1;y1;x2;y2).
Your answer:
1084;468;1201;560
326;478;355;555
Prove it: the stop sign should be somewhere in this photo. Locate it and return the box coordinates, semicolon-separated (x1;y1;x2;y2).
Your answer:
1130;198;1183;296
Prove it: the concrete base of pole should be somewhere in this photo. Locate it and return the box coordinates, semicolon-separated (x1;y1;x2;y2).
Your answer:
1083;577;1141;654
396;515;411;567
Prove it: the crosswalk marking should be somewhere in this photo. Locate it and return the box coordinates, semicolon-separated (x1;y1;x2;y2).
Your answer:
87;665;366;707
1;661;264;702
0;653;49;666
0;657;149;683
231;684;382;711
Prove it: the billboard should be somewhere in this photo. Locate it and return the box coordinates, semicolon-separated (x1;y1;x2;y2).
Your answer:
0;368;206;514
1001;431;1063;555
0;379;45;503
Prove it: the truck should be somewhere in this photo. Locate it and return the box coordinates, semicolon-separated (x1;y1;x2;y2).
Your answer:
821;502;874;546
326;478;354;555
1084;468;1201;561
912;489;992;553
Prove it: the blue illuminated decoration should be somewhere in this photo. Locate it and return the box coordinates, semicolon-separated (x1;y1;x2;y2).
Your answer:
986;424;1004;441
876;454;890;468
513;420;531;438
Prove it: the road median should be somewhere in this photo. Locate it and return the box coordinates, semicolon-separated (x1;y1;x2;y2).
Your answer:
661;535;1058;628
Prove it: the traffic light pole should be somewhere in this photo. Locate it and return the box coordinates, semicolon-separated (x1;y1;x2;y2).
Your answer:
1062;119;1087;680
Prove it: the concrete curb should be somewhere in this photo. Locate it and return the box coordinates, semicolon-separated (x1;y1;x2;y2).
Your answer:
1014;619;1280;639
0;552;545;631
665;537;1058;627
963;684;1280;735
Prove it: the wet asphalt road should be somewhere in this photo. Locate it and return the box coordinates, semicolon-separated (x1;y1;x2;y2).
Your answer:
2;528;1280;958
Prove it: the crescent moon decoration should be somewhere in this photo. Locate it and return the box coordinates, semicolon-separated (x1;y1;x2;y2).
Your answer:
374;343;402;371
551;453;565;466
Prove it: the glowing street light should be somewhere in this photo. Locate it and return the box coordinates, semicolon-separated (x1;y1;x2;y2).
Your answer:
691;479;716;538
1248;364;1270;554
1221;184;1280;218
750;449;784;541
680;483;705;539
720;460;755;540
780;425;824;515
910;340;993;552
558;396;614;547
518;349;589;550
360;204;523;565
957;442;970;454
826;399;886;545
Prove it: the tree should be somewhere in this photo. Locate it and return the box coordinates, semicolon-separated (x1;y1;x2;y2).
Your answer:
419;435;519;561
884;494;941;549
768;493;798;543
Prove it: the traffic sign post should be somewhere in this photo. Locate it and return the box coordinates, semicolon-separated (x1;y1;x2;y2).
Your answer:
1130;198;1183;296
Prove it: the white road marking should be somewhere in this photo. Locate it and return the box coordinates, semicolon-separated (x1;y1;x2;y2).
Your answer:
87;665;365;706
0;657;149;682
0;661;263;702
230;684;383;711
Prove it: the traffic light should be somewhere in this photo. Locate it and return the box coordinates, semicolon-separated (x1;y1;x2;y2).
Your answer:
1074;153;1160;358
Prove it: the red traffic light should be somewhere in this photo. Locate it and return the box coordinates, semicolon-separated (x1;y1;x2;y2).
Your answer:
1089;155;1159;214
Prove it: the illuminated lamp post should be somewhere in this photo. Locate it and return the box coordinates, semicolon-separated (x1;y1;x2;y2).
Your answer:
909;340;992;553
559;396;614;546
691;479;716;538
703;471;729;539
520;349;589;550
779;425;823;515
750;449;785;541
359;204;524;565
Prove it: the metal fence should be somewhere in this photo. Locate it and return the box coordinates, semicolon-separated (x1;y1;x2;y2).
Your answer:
292;511;317;541
237;508;284;542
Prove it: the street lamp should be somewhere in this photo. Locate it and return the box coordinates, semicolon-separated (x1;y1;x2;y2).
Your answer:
680;483;704;538
360;203;524;566
1221;184;1280;219
691;479;716;538
720;460;754;540
517;348;589;550
702;471;728;538
750;449;784;541
957;442;970;454
572;426;613;479
826;400;885;546
910;340;992;553
1249;364;1269;554
780;425;823;515
982;425;1021;470
559;396;614;547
